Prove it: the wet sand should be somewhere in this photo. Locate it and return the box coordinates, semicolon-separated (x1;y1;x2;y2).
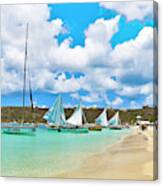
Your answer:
58;127;157;180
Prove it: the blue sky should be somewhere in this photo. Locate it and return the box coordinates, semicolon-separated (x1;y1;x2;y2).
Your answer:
48;3;154;48
1;2;155;109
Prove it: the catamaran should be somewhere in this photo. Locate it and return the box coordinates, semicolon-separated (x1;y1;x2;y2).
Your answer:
2;24;36;135
108;112;122;129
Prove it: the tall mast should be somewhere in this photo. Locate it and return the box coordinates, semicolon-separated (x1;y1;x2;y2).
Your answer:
22;23;28;125
28;65;35;124
28;66;34;111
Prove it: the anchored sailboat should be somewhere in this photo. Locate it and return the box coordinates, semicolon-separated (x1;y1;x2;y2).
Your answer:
59;104;89;133
94;109;123;130
95;108;108;127
67;104;82;126
43;95;66;129
2;24;36;135
108;112;122;130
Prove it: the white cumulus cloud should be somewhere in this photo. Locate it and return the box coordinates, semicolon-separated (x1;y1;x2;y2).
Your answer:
100;1;153;21
112;97;123;107
1;3;155;108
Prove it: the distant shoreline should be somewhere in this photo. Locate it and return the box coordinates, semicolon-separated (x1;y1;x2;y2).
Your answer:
1;106;157;124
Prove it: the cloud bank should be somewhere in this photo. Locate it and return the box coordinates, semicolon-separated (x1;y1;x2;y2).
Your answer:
1;3;155;108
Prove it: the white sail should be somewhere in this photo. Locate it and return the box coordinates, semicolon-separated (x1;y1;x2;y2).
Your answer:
67;105;83;126
108;111;120;126
95;108;108;127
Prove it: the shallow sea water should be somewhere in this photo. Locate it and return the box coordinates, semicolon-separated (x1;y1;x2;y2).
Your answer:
1;125;131;177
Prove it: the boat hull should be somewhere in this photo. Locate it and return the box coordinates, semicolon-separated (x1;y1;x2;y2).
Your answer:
46;125;59;130
109;125;122;130
57;128;89;133
89;125;102;131
2;124;36;135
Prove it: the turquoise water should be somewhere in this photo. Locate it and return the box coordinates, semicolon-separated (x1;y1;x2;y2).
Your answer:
1;126;131;177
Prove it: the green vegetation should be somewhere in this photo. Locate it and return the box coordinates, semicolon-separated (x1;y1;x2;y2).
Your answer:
1;106;157;125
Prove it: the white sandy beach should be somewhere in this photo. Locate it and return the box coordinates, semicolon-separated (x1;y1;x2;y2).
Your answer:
58;126;157;180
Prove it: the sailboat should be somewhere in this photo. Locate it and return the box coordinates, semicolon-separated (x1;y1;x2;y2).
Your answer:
94;108;108;129
2;24;36;135
59;104;89;133
108;112;122;130
87;109;107;131
43;95;66;130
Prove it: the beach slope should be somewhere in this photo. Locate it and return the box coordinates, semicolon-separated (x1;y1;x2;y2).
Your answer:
59;128;156;180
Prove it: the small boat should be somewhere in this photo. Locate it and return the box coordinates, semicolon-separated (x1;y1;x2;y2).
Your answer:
2;124;36;135
83;123;102;131
2;24;36;135
108;112;122;130
65;104;89;133
43;95;67;130
109;125;123;130
95;108;108;128
88;125;102;131
57;127;88;133
89;108;118;130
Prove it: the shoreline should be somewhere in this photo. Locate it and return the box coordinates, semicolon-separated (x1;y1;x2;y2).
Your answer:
58;126;155;180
